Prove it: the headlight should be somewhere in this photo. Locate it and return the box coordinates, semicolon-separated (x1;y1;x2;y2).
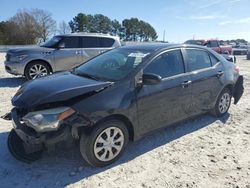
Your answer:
22;107;75;132
10;54;28;62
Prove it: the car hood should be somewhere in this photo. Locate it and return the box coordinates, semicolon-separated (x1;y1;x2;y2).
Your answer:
12;71;113;109
8;46;54;55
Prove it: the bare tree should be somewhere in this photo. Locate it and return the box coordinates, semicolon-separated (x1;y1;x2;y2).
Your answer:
58;21;71;34
10;10;38;44
31;9;56;42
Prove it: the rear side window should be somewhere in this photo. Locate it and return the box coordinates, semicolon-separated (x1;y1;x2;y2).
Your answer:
209;54;220;66
82;37;100;48
100;38;115;47
186;49;212;71
62;37;80;48
144;49;185;78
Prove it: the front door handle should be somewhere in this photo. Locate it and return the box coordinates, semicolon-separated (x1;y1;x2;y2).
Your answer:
181;80;192;88
217;71;224;77
76;51;82;55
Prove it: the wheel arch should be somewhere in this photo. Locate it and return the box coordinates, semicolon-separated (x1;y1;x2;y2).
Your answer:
24;59;53;73
224;84;234;95
89;114;135;141
212;83;234;108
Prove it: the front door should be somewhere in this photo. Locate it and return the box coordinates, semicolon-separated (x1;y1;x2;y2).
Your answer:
53;36;83;71
136;49;192;134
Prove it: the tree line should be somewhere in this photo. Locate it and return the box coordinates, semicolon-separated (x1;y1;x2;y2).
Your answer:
0;9;157;45
69;13;157;41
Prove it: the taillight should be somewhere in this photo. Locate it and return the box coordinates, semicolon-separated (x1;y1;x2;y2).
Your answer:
235;66;240;73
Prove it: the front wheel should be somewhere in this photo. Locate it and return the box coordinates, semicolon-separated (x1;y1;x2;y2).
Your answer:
25;61;50;80
211;88;231;117
80;120;129;167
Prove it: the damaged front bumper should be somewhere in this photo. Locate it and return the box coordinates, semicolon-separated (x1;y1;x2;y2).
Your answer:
11;108;71;146
6;107;92;163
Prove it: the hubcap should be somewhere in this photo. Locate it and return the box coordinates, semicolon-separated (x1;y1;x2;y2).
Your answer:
94;127;124;162
29;64;48;79
218;93;230;114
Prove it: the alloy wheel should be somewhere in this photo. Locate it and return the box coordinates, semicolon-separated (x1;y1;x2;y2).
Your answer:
29;64;48;79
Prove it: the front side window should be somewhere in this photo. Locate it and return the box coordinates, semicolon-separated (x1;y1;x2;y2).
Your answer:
74;48;151;81
186;49;212;71
61;37;80;48
41;36;61;48
144;50;185;78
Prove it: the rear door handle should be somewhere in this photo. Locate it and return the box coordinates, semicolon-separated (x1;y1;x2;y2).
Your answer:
181;80;192;88
217;71;224;77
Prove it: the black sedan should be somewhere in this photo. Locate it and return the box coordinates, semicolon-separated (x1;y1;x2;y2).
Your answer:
7;44;244;167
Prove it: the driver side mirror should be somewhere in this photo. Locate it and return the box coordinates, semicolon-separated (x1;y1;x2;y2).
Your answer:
58;42;65;49
142;73;162;85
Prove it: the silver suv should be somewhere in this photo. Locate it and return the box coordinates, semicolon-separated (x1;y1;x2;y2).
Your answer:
4;33;121;79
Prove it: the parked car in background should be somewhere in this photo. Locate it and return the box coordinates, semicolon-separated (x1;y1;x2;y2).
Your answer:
233;44;248;55
4;33;121;80
184;39;205;46
247;48;250;60
7;43;243;167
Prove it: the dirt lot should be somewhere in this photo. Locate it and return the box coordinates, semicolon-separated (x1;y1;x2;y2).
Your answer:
0;53;249;188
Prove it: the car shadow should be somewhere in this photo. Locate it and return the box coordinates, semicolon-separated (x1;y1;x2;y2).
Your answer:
0;113;229;187
0;77;26;88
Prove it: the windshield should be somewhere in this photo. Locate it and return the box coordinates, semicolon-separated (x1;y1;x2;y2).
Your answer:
41;36;61;48
74;48;151;81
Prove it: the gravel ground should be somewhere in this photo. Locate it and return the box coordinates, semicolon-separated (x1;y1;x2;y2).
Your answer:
0;53;249;188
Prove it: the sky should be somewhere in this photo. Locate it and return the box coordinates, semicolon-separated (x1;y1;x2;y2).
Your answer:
0;0;250;42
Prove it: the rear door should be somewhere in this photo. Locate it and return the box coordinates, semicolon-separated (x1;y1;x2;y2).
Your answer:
80;37;115;65
53;36;83;71
136;49;193;133
183;48;224;115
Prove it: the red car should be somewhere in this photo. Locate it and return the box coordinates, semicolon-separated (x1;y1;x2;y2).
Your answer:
204;40;233;55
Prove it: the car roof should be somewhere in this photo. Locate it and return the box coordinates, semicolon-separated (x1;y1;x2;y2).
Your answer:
57;33;119;39
120;43;209;52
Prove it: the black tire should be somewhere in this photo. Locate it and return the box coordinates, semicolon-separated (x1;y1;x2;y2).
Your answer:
25;61;51;80
80;119;129;167
211;88;232;117
7;129;43;163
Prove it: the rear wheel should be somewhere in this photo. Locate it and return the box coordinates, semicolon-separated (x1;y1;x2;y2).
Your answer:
25;61;51;80
7;129;43;163
80;120;129;167
211;88;231;117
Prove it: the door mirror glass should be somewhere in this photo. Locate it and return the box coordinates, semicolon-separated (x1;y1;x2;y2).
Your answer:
142;73;162;85
58;42;65;49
